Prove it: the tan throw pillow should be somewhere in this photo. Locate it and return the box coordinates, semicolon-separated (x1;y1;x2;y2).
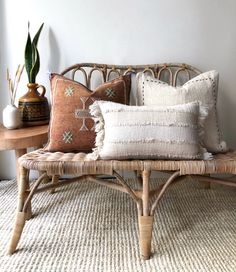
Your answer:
44;74;131;152
137;71;227;153
89;101;212;160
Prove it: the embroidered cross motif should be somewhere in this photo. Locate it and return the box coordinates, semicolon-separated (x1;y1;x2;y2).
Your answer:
105;88;116;98
79;97;89;131
64;86;74;97
62;131;73;143
75;97;96;131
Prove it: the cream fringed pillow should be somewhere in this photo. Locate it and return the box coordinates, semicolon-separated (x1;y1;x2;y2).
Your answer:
89;101;212;160
137;71;227;153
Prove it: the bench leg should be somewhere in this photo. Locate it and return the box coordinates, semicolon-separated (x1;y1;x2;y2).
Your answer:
24;170;32;220
138;215;154;260
8;167;29;254
138;170;181;259
50;175;60;194
139;170;153;260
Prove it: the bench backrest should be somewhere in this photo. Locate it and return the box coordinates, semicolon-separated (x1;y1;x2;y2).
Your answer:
61;63;201;89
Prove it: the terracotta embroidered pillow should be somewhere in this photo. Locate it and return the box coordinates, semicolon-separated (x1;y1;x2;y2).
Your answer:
44;74;131;152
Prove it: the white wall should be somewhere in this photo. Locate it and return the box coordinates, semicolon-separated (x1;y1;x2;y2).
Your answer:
1;0;236;179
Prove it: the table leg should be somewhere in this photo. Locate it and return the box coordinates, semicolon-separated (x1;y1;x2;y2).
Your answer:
15;149;27;184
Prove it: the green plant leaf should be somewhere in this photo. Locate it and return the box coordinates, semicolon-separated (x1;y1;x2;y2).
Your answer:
32;23;44;65
30;44;40;83
24;32;33;82
32;23;44;47
24;22;43;83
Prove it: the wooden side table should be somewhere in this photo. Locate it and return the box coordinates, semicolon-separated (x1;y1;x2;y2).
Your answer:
0;124;48;182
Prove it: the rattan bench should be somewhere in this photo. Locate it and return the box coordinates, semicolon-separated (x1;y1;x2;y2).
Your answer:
8;63;236;260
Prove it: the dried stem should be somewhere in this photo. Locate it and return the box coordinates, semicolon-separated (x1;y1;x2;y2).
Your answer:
6;65;24;105
13;65;24;104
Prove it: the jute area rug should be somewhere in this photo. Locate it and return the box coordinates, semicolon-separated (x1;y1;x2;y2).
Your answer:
0;177;236;272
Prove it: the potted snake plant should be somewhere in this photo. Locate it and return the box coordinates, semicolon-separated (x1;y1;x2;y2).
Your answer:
18;22;50;126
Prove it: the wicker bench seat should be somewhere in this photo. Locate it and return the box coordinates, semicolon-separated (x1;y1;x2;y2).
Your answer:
18;148;236;176
8;63;236;260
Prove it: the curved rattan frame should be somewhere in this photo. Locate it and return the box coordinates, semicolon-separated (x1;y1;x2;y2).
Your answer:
61;62;201;88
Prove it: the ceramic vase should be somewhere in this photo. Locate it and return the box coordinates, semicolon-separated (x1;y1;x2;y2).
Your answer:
2;104;22;129
18;83;50;126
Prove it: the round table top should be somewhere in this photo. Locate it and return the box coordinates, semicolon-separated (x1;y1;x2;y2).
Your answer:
0;124;48;151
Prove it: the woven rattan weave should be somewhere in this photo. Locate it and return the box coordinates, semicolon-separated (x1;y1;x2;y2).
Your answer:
8;63;236;260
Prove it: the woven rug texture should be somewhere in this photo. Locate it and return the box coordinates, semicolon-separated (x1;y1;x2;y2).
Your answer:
0;177;236;272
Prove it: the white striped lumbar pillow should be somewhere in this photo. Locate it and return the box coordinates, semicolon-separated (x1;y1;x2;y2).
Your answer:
89;101;212;160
